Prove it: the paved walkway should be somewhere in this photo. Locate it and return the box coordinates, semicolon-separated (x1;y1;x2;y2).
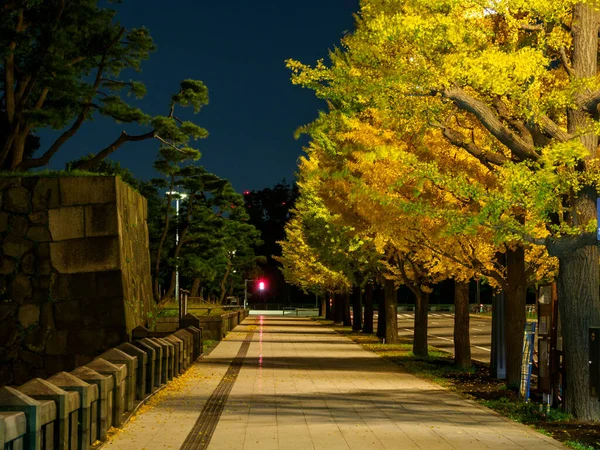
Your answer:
104;316;565;450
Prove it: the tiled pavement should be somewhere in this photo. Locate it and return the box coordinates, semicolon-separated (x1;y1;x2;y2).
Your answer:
104;316;565;450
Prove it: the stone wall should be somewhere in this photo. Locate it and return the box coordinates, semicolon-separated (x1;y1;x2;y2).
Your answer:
0;176;153;386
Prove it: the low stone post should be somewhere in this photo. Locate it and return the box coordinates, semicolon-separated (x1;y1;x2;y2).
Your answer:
136;339;162;388
174;330;194;368
0;411;27;449
47;372;98;450
85;359;126;427
99;349;137;411
70;367;113;440
184;326;203;360
18;378;80;450
117;343;148;399
163;335;183;376
149;338;174;381
0;386;57;450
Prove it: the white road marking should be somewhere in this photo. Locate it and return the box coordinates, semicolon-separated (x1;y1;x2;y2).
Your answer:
402;328;492;353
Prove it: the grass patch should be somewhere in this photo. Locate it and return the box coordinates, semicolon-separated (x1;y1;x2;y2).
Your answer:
157;302;226;317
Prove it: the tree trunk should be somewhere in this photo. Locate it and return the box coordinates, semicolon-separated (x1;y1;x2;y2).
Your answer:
557;2;600;420
505;246;527;388
351;285;362;331
556;243;600;420
384;279;398;344
320;294;327;317
343;292;352;326
333;293;343;323
413;289;429;356
190;277;200;298
325;292;333;320
454;280;471;370
376;286;386;338
363;283;374;334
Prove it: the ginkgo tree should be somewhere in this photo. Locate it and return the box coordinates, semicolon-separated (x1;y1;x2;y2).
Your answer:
287;0;600;419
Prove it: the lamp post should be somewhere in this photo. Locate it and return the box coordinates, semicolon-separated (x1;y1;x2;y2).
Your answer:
167;191;188;304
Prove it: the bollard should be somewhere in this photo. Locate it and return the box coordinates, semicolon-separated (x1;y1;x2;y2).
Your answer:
18;378;80;450
70;366;113;441
47;372;98;450
136;339;163;388
164;335;184;374
85;359;126;427
185;326;203;360
99;349;137;412
117;343;149;399
174;330;194;368
0;411;27;449
149;338;174;381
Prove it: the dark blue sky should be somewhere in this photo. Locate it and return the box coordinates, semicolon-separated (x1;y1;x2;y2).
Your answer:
39;0;359;192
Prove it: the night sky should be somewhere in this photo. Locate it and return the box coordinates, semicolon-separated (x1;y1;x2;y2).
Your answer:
38;0;359;192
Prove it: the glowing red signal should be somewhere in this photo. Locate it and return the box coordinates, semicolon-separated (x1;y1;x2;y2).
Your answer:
243;190;250;195
259;281;265;290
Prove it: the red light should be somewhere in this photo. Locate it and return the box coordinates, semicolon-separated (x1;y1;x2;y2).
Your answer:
244;190;250;195
281;202;286;205
259;281;265;290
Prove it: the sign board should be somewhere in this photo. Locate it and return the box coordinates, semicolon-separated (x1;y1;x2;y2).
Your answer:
519;322;537;401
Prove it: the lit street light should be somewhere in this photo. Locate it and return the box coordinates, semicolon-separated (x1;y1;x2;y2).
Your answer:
167;190;188;304
244;278;266;309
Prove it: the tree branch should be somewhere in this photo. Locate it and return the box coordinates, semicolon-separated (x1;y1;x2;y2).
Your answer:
492;96;534;147
441;87;539;161
559;46;575;78
439;124;509;167
71;130;156;171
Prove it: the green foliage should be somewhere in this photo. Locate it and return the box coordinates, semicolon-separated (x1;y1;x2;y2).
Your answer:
1;1;208;171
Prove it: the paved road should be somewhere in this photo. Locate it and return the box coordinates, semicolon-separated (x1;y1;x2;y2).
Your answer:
105;316;564;450
394;313;492;362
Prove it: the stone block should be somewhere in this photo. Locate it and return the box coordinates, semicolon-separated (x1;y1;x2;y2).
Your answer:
9;215;28;237
84;203;118;237
53;300;80;329
18;378;80;450
37;258;51;275
96;270;123;297
48;206;85;241
0;302;17;323
0;411;26;448
0;178;21;191
48;371;98;450
0;258;15;275
50;274;70;301
28;211;48;224
20;253;36;275
0;321;18;348
50;236;120;273
135;339;162;387
32;178;60;211
4;187;30;213
98;349;137;411
11;274;33;302
68;272;96;298
34;242;50;259
117;342;148;399
85;358;126;427
46;330;68;355
26;226;51;242
22;350;44;368
0;385;55;450
2;234;33;258
70;366;113;440
59;177;116;206
0;212;8;233
17;304;39;328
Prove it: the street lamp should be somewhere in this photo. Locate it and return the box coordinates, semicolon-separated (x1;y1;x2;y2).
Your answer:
167;190;188;304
